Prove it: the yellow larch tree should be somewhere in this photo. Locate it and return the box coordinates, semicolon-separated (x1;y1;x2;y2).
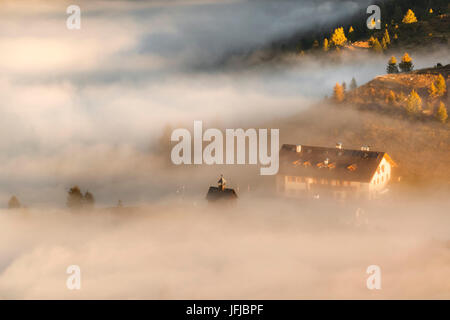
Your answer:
330;27;347;47
402;9;418;24
333;83;345;103
436;102;448;123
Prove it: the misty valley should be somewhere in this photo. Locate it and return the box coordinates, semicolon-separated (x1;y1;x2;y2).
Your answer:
0;0;449;302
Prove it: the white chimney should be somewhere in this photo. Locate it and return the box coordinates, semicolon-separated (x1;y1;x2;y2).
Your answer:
336;142;343;150
296;145;302;153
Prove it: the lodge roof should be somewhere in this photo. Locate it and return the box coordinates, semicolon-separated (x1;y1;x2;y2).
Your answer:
206;187;238;202
279;144;396;183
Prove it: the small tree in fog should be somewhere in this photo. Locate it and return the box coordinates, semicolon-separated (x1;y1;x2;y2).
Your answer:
348;26;355;42
67;186;96;209
8;196;21;209
333;83;345;103
399;53;413;72
84;191;95;208
371;38;383;53
436;102;448;124
323;38;329;52
381;37;388;50
387;56;399;74
350;78;357;90
67;186;83;209
382;29;391;46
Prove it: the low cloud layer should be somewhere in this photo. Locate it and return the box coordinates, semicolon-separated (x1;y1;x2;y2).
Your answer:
1;197;449;299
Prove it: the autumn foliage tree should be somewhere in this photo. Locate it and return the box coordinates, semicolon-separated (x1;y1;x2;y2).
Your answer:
387;56;399;74
436;102;448;123
381;38;388;50
387;90;396;105
435;74;447;97
333;83;345;103
405;89;422;114
330;27;347;48
369;36;382;53
402;9;418;24
382;29;390;49
8;196;21;209
323;38;329;52
399;53;413;72
428;82;438;98
348;26;355;42
383;29;390;46
371;38;383;53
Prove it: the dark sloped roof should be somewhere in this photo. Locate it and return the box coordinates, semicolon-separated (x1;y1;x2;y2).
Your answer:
279;144;393;183
206;187;238;201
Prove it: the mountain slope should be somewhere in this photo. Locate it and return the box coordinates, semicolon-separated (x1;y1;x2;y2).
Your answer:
344;64;449;118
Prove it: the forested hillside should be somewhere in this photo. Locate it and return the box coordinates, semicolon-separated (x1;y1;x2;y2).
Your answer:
271;0;449;54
